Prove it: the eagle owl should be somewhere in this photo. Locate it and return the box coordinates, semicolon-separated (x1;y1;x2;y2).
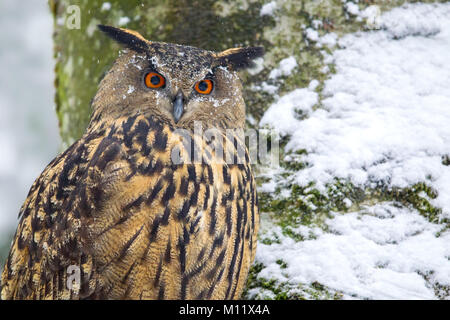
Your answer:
0;25;262;300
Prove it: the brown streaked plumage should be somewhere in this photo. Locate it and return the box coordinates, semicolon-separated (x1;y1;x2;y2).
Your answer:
0;25;262;300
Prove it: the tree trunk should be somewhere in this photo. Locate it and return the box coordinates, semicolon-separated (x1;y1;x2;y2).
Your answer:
49;0;395;146
49;0;272;147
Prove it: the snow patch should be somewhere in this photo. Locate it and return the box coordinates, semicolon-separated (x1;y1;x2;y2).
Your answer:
380;3;443;39
262;3;450;219
261;87;318;136
269;56;298;79
257;3;450;299
101;2;111;11
256;203;450;299
118;16;130;26
260;1;277;17
317;33;338;48
305;28;319;42
248;57;265;76
345;2;360;16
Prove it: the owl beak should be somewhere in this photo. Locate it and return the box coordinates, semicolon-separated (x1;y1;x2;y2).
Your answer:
173;91;184;123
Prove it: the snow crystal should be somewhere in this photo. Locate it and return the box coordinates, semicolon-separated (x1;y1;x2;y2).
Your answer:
252;82;279;95
268;56;298;79
260;1;277;17
317;32;338;48
342;198;352;208
380;3;443;39
308;79;319;91
118;16;130;26
312;19;323;29
261;83;278;95
361;5;381;30
305;28;319;42
345;2;360;16
101;2;111;11
247;57;265;76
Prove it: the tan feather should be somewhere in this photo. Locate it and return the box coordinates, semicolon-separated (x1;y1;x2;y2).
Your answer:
1;115;259;299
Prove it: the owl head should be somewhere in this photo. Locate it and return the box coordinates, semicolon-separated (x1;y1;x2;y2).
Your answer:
90;25;263;131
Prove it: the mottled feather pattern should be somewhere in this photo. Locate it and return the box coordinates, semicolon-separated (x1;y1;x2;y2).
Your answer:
1;115;259;299
1;25;263;300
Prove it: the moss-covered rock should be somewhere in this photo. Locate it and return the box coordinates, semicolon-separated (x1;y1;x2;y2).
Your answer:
49;0;449;299
243;0;449;299
242;262;344;300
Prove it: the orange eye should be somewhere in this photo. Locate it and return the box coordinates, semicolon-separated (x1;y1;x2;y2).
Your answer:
144;72;165;89
194;79;213;94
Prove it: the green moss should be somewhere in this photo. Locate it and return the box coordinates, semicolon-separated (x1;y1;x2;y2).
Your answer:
254;173;448;298
385;183;447;224
51;0;162;146
418;270;450;299
442;155;450;166
259;123;447;237
260;175;447;234
276;259;288;269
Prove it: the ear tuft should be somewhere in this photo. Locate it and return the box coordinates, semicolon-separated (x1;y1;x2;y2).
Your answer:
98;25;149;53
215;46;264;70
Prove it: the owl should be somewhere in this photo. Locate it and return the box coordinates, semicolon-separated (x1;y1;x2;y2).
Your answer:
0;25;262;300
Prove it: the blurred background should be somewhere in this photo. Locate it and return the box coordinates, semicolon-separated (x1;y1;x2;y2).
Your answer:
0;1;59;267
